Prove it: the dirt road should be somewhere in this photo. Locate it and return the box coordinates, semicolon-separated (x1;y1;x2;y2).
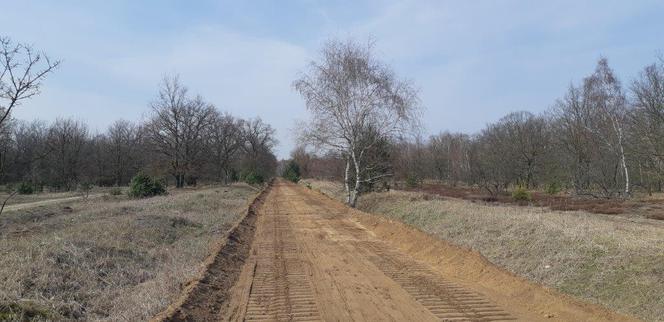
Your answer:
157;180;635;321
2;194;104;212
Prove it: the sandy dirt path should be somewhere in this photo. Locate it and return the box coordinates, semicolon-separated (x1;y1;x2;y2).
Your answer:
2;194;104;212
153;180;632;321
214;181;634;322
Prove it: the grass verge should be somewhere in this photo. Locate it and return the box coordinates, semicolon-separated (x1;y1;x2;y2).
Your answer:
303;179;664;322
0;184;255;321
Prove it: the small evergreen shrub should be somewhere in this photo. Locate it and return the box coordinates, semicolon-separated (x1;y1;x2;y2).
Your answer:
79;182;93;197
512;186;532;201
17;182;34;195
405;175;419;188
546;181;561;195
243;171;265;184
282;161;301;183
128;173;166;198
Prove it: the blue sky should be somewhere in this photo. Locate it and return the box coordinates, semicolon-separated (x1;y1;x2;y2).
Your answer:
3;1;663;158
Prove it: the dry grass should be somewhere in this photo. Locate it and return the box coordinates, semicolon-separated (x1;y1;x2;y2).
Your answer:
1;191;83;207
0;184;255;321
304;179;664;322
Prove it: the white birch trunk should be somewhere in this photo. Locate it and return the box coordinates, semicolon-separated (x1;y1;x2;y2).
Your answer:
344;158;351;205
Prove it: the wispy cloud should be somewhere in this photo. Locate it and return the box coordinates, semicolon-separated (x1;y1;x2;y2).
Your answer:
2;0;663;157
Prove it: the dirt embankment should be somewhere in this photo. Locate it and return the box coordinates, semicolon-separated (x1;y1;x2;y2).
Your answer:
151;183;271;321
337;200;639;321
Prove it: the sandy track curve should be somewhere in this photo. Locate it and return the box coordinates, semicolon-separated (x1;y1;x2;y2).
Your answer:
155;180;636;321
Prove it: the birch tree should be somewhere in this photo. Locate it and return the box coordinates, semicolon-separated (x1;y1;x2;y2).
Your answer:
294;39;419;207
584;58;630;196
553;58;630;197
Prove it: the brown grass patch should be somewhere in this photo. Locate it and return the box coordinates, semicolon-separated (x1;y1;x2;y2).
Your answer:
0;185;255;321
402;183;660;217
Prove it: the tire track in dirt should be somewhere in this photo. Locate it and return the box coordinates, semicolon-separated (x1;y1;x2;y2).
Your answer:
356;241;514;321
293;187;514;321
243;194;321;321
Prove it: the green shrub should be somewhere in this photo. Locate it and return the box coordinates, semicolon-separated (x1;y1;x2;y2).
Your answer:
128;173;166;198
79;182;93;197
282;161;301;183
512;186;532;201
17;182;34;195
405;175;420;188
546;181;561;195
242;171;265;185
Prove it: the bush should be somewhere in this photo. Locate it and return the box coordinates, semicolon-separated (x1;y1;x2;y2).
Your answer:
512;186;532;201
17;182;34;195
242;170;265;185
405;175;420;188
128;173;166;198
79;182;93;197
546;181;561;195
109;187;123;196
282;161;301;183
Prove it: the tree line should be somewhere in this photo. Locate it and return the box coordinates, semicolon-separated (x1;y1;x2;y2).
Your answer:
391;57;664;198
0;37;277;192
292;38;664;201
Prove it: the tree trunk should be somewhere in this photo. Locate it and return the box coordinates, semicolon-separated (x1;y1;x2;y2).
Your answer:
344;158;351;205
175;173;185;188
620;145;629;197
350;152;361;208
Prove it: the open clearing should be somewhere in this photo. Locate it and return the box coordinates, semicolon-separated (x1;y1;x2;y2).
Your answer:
0;185;255;321
160;180;634;321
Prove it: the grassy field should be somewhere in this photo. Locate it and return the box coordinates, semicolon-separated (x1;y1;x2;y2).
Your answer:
0;184;256;321
303;179;664;322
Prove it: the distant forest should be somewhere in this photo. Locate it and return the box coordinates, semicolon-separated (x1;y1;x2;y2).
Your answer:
292;41;664;200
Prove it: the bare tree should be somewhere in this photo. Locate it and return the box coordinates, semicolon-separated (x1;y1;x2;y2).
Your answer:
629;57;664;193
551;59;629;197
0;37;60;127
147;75;217;188
47;119;88;190
584;59;630;196
207;113;244;183
107;120;142;185
428;132;472;185
495;112;550;188
294;39;419;207
8;120;50;184
241;117;278;180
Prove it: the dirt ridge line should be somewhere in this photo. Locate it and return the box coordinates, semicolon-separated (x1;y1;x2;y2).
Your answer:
151;181;272;322
306;186;639;321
